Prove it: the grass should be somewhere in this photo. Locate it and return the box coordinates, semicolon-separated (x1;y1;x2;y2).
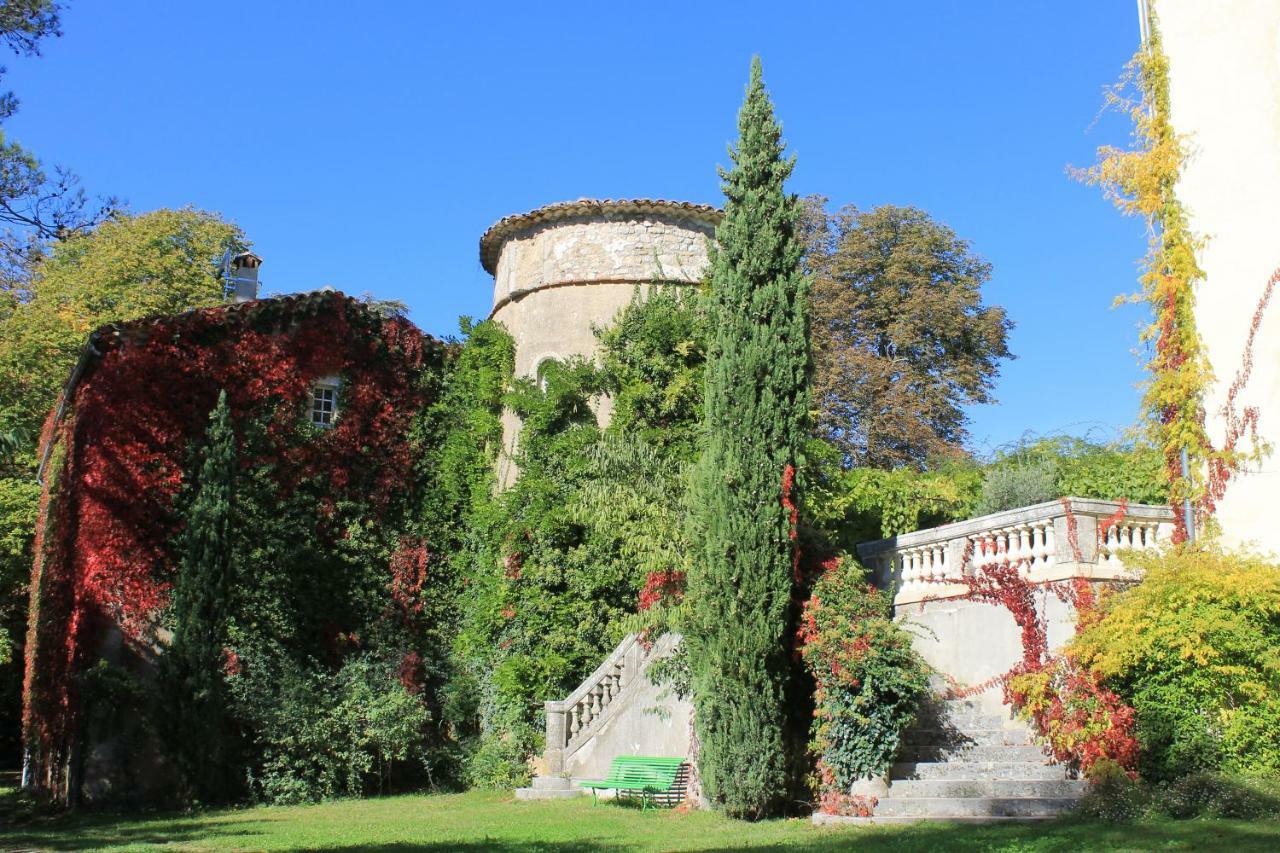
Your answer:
3;785;1280;852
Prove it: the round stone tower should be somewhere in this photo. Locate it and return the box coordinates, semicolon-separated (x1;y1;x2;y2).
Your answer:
480;198;722;483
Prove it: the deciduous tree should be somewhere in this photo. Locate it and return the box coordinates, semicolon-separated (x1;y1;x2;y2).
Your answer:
803;201;1011;469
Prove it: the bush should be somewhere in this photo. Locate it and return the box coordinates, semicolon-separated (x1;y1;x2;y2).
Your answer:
976;436;1168;517
1075;763;1280;822
1071;547;1280;781
975;459;1057;515
239;657;431;804
799;558;931;801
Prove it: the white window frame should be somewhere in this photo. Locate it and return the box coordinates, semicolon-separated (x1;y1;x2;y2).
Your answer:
309;376;342;429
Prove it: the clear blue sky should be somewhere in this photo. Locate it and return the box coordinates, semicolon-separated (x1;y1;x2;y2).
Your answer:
5;1;1150;455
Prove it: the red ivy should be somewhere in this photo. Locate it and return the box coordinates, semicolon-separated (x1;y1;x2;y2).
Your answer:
22;293;440;796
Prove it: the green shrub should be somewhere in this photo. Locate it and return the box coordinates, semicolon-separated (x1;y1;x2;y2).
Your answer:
1071;547;1280;780
239;657;430;804
799;558;931;795
979;435;1167;513
1076;764;1280;822
975;459;1057;515
1074;759;1148;822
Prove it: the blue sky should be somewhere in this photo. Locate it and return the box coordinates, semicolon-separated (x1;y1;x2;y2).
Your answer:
5;1;1149;454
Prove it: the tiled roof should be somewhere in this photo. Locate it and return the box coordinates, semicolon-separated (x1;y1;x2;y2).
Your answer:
478;198;722;275
35;290;426;484
93;289;365;350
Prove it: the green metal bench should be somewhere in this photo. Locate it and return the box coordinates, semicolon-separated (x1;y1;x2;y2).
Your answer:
576;756;685;810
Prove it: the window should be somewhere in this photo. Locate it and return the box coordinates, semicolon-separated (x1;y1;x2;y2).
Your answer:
310;378;341;428
534;357;558;393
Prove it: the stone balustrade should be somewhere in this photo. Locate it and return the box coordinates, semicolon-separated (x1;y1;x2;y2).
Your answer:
543;632;662;774
856;498;1176;607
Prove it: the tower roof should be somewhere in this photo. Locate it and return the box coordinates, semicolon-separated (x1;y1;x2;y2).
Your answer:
479;198;722;275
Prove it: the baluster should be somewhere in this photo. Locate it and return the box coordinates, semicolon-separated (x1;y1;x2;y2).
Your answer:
1019;525;1033;574
1001;527;1017;569
1043;522;1056;569
1030;523;1046;569
1103;525;1118;566
571;705;582;737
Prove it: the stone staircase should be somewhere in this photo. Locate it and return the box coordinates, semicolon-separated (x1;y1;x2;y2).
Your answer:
816;696;1087;825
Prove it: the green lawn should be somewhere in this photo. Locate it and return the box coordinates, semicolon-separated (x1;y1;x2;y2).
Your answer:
3;786;1279;852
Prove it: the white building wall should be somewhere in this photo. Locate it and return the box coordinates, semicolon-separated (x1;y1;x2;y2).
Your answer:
1158;0;1280;555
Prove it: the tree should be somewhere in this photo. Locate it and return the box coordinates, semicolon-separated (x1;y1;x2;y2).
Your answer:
685;57;811;819
0;1;115;280
803;201;1012;469
165;391;240;800
0;208;244;452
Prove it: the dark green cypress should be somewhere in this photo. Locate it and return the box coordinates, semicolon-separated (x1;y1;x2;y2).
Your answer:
167;390;239;800
687;57;811;818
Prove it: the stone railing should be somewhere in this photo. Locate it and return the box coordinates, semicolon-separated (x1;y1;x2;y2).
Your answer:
856;498;1177;607
543;632;668;774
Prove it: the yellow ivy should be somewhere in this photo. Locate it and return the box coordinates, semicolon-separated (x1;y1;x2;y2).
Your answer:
1076;22;1227;537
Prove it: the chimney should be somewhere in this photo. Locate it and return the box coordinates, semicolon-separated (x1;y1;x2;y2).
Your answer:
229;251;262;302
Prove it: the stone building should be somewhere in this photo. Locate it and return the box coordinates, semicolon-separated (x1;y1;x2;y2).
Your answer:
1153;0;1280;555
479;198;721;484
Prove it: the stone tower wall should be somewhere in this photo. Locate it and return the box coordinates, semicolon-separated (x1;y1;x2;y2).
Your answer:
482;201;719;485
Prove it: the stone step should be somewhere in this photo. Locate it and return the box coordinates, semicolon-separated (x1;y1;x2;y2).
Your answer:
514;786;586;800
872;796;1079;819
530;775;574;791
814;813;1057;827
902;728;1035;748
914;713;1011;730
891;761;1067;781
906;744;1049;763
886;779;1088;799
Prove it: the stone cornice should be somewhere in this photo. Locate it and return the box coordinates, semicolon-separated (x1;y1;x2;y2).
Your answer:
479;198;722;275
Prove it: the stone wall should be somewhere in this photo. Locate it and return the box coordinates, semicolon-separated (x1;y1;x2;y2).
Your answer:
1158;0;1280;555
484;202;718;485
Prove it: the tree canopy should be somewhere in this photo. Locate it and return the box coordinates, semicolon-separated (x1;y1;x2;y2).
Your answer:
804;201;1012;470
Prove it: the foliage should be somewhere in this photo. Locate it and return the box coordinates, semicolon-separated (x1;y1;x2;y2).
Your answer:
975;460;1057;516
979;436;1168;513
0;0;115;281
163;391;240;801
0;208;244;450
685;57;811;819
450;286;708;787
1076;762;1280;823
233;656;431;805
1070;546;1280;781
802;199;1011;470
1075;26;1263;537
22;293;442;803
804;440;980;548
596;286;706;459
798;558;930;810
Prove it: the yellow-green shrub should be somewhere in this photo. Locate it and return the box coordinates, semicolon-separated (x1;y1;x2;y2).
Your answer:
1071;547;1280;780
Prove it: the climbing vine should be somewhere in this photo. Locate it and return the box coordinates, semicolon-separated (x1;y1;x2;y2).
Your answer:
22;293;445;801
1079;24;1270;538
928;504;1140;776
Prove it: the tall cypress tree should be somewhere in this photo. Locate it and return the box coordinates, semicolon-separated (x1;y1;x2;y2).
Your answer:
687;57;811;818
167;390;239;800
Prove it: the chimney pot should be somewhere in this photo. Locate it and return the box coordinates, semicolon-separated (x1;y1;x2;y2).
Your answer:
229;251;262;302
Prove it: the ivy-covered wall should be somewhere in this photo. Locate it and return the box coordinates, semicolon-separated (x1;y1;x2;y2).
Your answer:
22;291;446;804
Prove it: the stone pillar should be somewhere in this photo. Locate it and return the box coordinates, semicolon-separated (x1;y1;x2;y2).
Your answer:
1053;513;1097;565
544;702;567;774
